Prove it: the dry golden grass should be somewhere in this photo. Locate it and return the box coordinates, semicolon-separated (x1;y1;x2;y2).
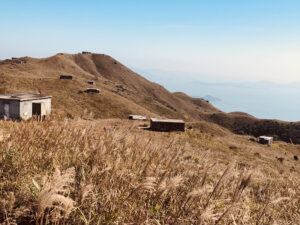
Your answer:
0;119;299;224
0;53;213;121
2;53;300;145
3;52;300;146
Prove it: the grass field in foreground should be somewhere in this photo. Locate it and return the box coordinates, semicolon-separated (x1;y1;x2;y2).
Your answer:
0;119;299;224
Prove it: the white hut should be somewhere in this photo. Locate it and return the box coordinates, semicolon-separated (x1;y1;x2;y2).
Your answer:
259;136;274;145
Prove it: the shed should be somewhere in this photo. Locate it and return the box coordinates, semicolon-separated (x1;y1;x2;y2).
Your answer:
60;75;73;80
85;88;100;93
150;118;185;132
0;93;51;120
129;115;147;121
259;136;274;145
15;60;25;64
88;81;95;85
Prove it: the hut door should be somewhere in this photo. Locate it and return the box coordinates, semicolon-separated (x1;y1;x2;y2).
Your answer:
32;103;41;116
41;102;46;115
4;103;9;119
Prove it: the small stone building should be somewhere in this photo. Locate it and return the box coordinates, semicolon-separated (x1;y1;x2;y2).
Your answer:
129;115;147;121
259;136;274;145
0;93;51;120
15;60;26;64
150;118;185;132
60;75;73;79
11;57;26;64
85;88;100;93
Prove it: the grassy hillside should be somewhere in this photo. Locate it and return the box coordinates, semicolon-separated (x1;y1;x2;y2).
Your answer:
0;119;299;224
2;52;300;144
206;112;300;144
1;53;300;224
0;53;216;121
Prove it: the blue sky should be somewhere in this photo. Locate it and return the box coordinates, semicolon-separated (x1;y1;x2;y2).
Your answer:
1;0;300;82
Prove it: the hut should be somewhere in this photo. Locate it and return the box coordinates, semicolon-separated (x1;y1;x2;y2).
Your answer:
88;81;95;85
150;118;185;132
11;57;26;64
60;75;73;80
84;88;100;93
128;115;147;121
259;136;274;145
15;60;25;64
0;93;51;120
82;51;91;54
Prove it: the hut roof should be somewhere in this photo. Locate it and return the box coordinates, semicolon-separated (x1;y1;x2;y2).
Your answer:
150;118;185;123
129;115;146;120
259;136;273;140
0;93;51;101
84;88;100;93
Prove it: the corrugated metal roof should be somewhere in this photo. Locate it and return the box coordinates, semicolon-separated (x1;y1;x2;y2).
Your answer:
150;118;185;123
0;93;51;101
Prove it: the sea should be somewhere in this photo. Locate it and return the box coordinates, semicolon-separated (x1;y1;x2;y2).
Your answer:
135;68;300;122
190;82;300;122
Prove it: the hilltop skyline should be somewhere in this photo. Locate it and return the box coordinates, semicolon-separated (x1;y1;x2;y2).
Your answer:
1;0;300;82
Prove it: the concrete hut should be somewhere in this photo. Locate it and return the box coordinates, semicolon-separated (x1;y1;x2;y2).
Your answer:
259;136;274;145
128;115;147;121
150;118;185;132
88;81;95;85
11;57;26;64
0;93;51;120
85;88;100;93
60;75;73;80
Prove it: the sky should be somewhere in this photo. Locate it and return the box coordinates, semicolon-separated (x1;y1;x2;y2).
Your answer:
1;0;300;83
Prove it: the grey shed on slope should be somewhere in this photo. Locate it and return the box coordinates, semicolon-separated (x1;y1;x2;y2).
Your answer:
0;93;51;120
259;136;274;145
150;118;185;132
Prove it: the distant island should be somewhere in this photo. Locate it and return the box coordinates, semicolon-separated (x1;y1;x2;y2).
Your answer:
202;95;221;103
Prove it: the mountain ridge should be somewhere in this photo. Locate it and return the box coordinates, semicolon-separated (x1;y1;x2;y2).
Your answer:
2;52;300;143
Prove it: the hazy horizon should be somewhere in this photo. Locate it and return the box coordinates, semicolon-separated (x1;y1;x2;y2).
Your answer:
136;68;300;122
2;0;300;121
1;0;300;83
